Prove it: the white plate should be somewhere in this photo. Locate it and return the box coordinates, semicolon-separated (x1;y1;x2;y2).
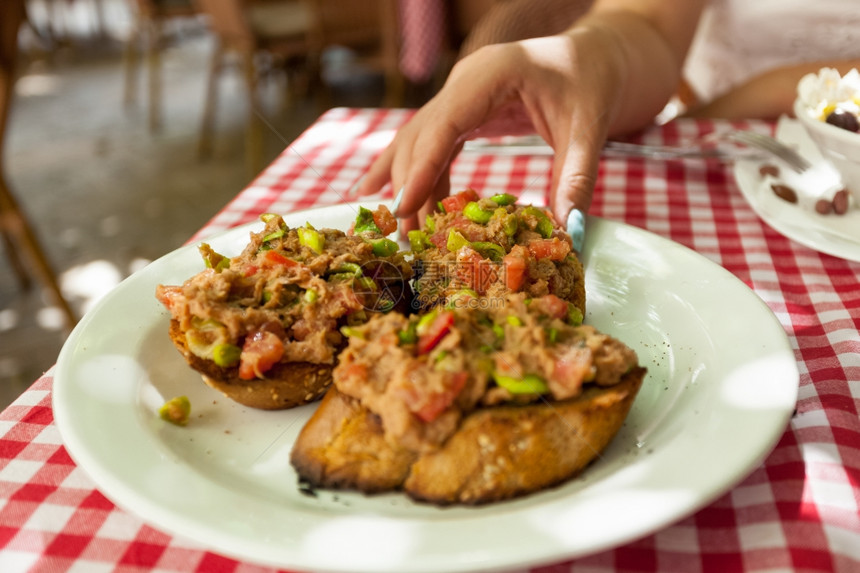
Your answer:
733;117;860;261
53;203;798;573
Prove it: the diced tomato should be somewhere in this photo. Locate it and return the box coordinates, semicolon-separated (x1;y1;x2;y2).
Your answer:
155;285;183;313
527;238;571;261
332;284;363;315
502;245;530;291
417;310;455;354
243;264;259;277
402;371;468;423
551;347;592;399
536;294;569;320
454;247;499;294
372;205;398;236
440;189;480;213
261;250;299;268
238;330;284;380
428;231;448;249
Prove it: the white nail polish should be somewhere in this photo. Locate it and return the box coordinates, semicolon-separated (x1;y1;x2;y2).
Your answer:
567;208;586;252
391;186;405;216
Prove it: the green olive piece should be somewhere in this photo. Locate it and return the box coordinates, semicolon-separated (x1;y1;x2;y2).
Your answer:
159;396;191;426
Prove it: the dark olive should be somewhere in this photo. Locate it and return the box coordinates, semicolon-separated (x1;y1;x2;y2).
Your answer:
825;108;860;133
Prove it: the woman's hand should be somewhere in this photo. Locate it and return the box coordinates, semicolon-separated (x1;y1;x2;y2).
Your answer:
358;29;626;231
357;0;704;232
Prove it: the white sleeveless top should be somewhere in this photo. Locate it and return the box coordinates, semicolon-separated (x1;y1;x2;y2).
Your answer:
682;0;860;103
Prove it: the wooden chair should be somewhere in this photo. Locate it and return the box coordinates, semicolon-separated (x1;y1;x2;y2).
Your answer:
123;0;201;132
194;0;402;176
1;0;76;330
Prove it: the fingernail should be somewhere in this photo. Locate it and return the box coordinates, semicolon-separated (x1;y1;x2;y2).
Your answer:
566;208;586;253
391;185;405;216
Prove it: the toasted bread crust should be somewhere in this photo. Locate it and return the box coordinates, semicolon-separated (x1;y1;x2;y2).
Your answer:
406;367;645;505
290;388;418;493
290;367;645;504
168;319;332;410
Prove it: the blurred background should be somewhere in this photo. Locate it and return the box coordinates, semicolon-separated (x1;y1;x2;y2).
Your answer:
0;0;516;409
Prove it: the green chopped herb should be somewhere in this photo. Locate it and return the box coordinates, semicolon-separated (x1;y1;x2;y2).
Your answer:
368;237;399;257
408;229;430;253
490;193;517;206
463;201;493;224
493;373;549;394
472;241;505;262
354;207;382;234
446;229;471;252
212;343;241;367
297;227;325;254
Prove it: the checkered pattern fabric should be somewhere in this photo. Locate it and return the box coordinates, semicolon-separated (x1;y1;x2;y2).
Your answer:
2;108;859;572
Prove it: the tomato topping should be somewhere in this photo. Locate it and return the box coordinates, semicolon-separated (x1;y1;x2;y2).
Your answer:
502;245;530;291
155;285;183;313
454;247;499;294
527;237;571;260
417;310;455;354
261;250;299;268
551;346;592;399
238;330;284;380
372;205;398;236
536;294;569;320
440;189;480;213
400;371;468;423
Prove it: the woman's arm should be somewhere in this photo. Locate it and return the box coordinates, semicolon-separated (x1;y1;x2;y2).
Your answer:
686;59;860;119
358;0;707;230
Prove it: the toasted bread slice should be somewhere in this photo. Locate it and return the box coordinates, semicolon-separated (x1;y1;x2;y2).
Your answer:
290;388;418;493
290;367;645;504
169;319;332;410
405;367;645;505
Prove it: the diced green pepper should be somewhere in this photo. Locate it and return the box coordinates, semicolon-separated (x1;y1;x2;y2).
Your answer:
463;201;493;224
259;213;279;223
493;373;549;394
212;343;241;367
424;214;436;233
446;229;471;252
335;262;363;276
472;241;505;262
490;193;517;206
159;396;191;426
522;206;554;238
492;323;505;339
199;243;230;273
298;227;325;254
568;304;584;326
416;310;438;336
368;237;399;257
547;327;559;343
446;288;478;309
304;288;318;303
437;201;446;213
398;323;418;345
506;315;523;327
340;326;365;339
354;207;382;234
408;229;430;253
503;214;519;236
355;276;377;291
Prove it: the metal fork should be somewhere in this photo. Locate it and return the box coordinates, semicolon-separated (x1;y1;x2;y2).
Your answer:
720;130;812;173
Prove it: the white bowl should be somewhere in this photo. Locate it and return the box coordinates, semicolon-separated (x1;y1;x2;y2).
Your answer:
793;98;860;203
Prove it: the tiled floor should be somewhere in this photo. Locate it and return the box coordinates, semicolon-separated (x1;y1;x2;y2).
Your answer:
0;5;393;409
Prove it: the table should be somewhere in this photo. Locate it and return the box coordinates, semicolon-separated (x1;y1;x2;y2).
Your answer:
2;108;859;572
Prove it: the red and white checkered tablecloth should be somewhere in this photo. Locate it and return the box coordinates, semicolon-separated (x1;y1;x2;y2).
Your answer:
2;108;859;572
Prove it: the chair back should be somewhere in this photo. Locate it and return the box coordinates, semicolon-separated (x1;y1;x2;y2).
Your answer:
1;0;26;156
194;0;257;52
